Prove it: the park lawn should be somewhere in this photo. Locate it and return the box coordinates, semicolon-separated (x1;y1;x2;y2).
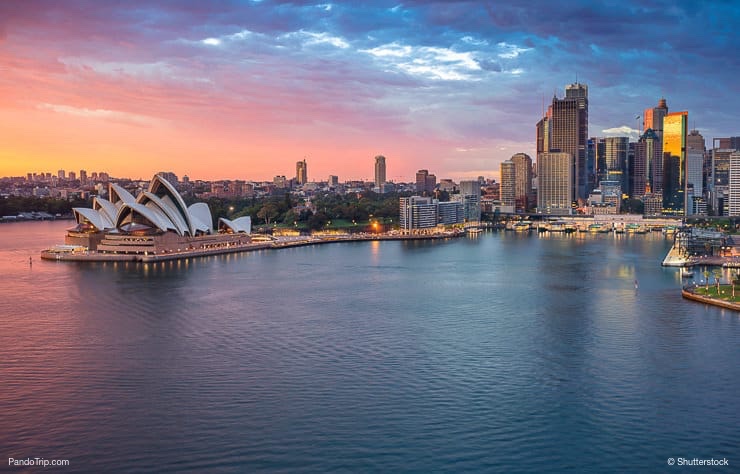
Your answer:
693;284;740;303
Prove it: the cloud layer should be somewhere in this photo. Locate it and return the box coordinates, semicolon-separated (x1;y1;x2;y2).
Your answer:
0;1;737;181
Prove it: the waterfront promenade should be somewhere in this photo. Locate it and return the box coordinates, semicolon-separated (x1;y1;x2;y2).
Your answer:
41;230;463;263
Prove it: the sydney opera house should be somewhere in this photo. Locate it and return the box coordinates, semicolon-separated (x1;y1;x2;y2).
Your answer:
57;174;252;258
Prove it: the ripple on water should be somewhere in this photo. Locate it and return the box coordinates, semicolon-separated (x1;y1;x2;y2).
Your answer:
1;226;740;472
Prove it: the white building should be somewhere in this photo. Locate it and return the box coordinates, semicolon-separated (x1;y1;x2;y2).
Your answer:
728;151;740;216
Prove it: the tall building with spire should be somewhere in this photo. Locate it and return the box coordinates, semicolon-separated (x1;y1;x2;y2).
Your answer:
644;98;668;135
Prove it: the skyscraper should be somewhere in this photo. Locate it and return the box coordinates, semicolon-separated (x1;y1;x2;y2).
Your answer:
511;153;533;212
537;152;573;215
662;111;688;215
644;98;668;135
604;137;629;193
728;151;740;216
539;82;589;202
686;130;705;212
588;137;606;185
633;128;661;198
296;159;307;185
500;160;516;208
374;155;386;189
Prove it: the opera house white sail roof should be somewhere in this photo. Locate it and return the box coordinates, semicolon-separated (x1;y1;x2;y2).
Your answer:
72;174;251;236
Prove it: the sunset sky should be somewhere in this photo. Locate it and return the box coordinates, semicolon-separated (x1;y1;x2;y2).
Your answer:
1;1;738;182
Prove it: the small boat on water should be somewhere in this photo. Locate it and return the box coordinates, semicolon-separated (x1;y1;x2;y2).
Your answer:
513;221;532;232
681;269;694;278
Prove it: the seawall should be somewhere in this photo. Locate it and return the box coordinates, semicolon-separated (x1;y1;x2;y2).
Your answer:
681;285;740;311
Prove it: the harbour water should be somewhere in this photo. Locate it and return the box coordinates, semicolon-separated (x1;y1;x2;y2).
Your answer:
1;221;738;473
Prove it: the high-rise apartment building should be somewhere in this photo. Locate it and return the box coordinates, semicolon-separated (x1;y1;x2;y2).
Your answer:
538;82;589;202
374;155;386;189
537;152;573;215
662;111;688;215
57;169;65;180
511;153;533;212
80;170;88;185
296;159;308;185
500;160;516;208
728;151;740;216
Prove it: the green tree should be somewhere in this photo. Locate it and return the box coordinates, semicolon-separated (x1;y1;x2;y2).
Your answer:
257;203;279;225
703;270;710;291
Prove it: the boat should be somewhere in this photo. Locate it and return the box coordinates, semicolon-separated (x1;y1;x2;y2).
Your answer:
513;221;532;232
681;269;694;278
465;227;482;234
626;223;648;234
587;223;610;233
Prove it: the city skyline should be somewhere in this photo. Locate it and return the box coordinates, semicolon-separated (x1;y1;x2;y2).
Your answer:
0;1;738;182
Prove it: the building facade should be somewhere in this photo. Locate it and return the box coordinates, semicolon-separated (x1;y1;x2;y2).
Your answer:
662;111;688;215
296;159;308;185
500;160;516;208
458;180;481;223
728;151;740;216
537;152;573;215
374;155;386;189
511;153;533;212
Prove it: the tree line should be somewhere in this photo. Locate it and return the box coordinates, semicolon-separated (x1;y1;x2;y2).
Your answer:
0;196;91;217
191;190;411;230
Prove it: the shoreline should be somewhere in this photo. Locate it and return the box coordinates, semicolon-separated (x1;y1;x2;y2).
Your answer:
40;231;463;263
681;284;740;311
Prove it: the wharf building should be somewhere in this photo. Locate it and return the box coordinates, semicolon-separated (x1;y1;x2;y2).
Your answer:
399;196;464;232
64;174;252;256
